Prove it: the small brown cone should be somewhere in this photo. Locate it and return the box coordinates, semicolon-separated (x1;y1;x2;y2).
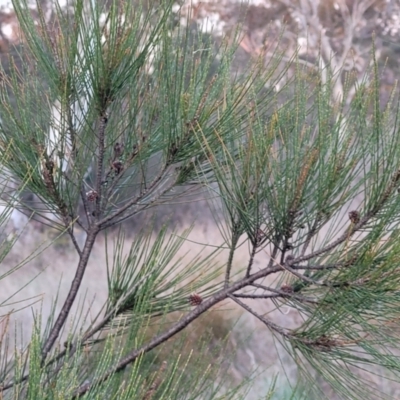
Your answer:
188;293;203;306
280;284;294;294
348;210;360;224
86;190;98;202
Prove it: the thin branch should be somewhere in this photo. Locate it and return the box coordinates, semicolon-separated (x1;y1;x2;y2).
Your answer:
281;261;325;287
66;225;82;257
290;263;344;271
228;294;290;338
100;169;181;230
267;243;280;269
245;242;257;278
252;280;318;300
293;224;359;265
41;227;99;362
100;197;160;229
234;289;318;304
94;115;108;220
251;282;271;291
98;165;171;229
300;214;321;257
224;231;239;288
251;283;320;301
80;186;92;229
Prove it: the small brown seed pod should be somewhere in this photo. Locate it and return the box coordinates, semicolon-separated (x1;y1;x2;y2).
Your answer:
255;228;265;243
45;159;55;174
112;160;123;175
348;210;360;224
280;284;294;294
188;293;203;306
86;190;98;202
113;142;124;158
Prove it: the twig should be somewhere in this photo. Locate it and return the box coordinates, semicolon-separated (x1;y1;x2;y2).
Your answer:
228;295;290;338
282;261;326;287
66;224;82;257
94;115;108;220
234;289;318;304
41;227;99;362
224;231;240;288
300;214;321;257
267;243;280;269
251;282;318;301
98;165;171;229
290;263;344;271
80;187;92;229
245;243;257;278
100;168;180;230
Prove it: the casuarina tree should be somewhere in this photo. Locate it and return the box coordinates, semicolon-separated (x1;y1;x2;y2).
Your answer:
0;0;400;399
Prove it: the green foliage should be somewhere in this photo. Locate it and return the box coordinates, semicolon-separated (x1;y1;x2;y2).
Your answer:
2;0;400;399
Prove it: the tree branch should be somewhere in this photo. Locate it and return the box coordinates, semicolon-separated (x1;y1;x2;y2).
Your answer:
94;115;108;221
228;295;290;338
72;262;283;397
98;165;172;229
235;285;318;303
41;226;99;362
224;231;240;288
66;224;82;257
246;241;258;278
